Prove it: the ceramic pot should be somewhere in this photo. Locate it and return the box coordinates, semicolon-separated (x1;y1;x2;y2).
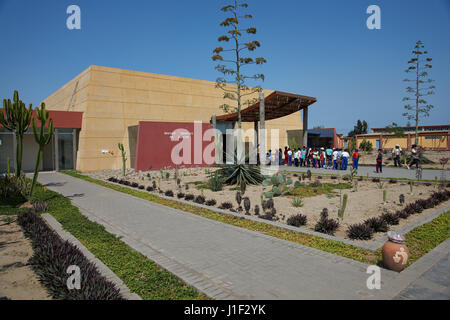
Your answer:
382;232;409;272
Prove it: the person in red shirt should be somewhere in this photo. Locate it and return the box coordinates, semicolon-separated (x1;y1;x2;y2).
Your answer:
284;146;288;165
352;148;360;169
320;147;325;168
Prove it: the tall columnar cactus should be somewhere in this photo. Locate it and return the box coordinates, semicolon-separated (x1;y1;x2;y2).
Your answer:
30;103;54;198
338;194;348;219
0;90;33;176
7;157;11;177
118;143;127;176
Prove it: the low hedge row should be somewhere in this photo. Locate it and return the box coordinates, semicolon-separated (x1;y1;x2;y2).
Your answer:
18;210;124;300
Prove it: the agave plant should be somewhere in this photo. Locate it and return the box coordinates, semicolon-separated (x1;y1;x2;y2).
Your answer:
216;153;264;185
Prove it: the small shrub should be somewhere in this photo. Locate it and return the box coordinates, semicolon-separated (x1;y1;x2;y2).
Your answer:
17;211;123;300
364;217;388;233
208;172;223;192
31;200;49;213
291;197;304;207
124;181;131;186
287;214;307;227
219;202;233;210
164;190;174;197
131;182;139;188
260;208;276;221
138;185;145;190
380;212;400;225
347;223;374;240
424;183;432;187
184;194;195;201
314;210;339;236
330;176;337;180
177;192;185;199
389;179;397;184
371;178;380;183
398;209;410;219
205;199;217;206
194;195;206;204
146;186;154;192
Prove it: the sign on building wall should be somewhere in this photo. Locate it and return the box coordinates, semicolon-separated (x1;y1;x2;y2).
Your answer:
135;121;214;171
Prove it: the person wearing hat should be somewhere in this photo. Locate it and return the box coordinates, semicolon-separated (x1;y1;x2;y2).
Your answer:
352;148;360;169
391;144;402;167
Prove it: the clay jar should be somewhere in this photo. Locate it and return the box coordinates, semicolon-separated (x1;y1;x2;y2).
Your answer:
382;231;410;272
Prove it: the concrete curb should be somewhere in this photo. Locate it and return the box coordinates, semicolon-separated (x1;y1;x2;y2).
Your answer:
41;213;142;300
102;178;449;251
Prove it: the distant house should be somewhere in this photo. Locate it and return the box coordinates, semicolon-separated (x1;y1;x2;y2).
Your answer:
354;124;450;151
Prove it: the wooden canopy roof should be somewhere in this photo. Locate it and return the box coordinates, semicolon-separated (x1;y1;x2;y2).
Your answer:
214;91;317;122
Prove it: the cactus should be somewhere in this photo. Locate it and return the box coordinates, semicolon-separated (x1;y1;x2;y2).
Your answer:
30;103;54;198
338;194;348;219
7;157;11;177
262;173;292;198
235;191;242;207
399;194;405;204
409;181;413;193
118;143;127;176
243;197;251;215
254;205;260;216
383;189;387;203
240;179;247;195
0;90;33;176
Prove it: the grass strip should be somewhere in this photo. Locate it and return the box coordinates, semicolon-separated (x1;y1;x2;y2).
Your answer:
0;182;207;300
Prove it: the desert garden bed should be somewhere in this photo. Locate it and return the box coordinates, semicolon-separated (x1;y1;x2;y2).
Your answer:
89;166;450;242
0;174;207;300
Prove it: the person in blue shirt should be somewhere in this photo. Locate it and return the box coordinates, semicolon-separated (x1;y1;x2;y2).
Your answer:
325;147;333;169
300;147;307;167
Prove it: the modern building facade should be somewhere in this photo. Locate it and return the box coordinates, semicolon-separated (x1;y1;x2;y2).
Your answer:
38;65;316;171
0;110;82;172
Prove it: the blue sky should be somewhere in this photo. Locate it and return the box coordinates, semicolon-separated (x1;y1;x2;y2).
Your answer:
0;0;449;134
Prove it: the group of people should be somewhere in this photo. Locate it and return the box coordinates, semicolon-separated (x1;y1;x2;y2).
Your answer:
265;146;361;170
264;143;422;174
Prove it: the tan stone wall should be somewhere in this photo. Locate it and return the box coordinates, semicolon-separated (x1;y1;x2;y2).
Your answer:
44;65;304;171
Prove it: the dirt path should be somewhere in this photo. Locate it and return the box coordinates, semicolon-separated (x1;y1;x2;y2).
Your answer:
0;216;51;300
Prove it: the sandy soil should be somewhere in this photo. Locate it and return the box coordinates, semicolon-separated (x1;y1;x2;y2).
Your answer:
358;150;450;169
90;167;449;241
0;217;51;300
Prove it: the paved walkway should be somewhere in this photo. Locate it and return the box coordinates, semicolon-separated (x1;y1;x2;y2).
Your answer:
266;164;447;181
36;172;448;299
